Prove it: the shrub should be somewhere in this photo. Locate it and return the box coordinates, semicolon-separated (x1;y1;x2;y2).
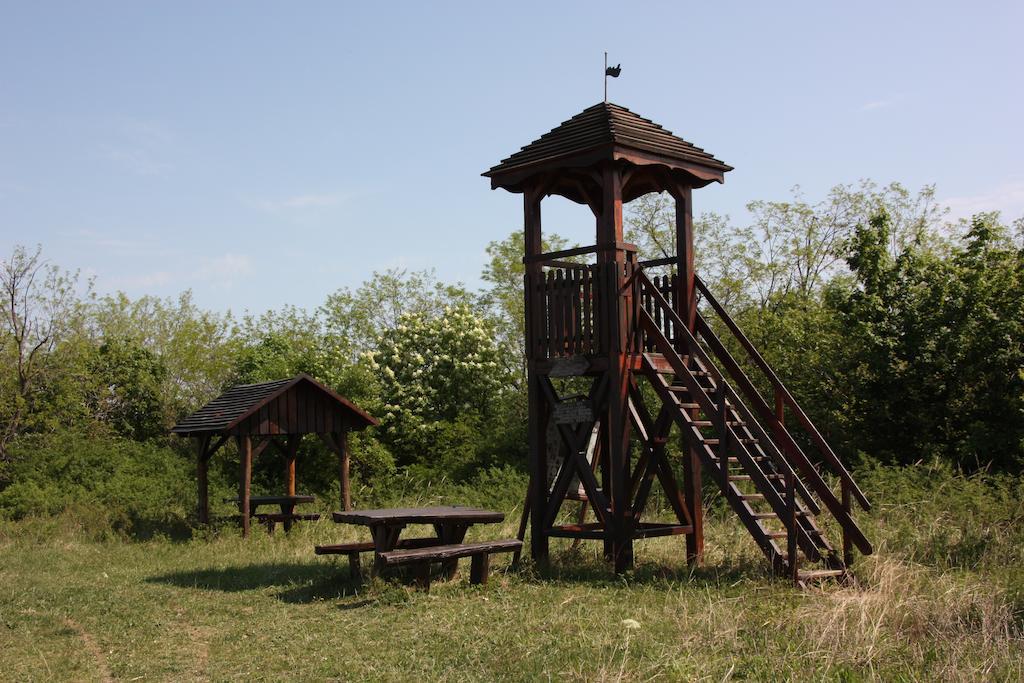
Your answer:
0;430;199;538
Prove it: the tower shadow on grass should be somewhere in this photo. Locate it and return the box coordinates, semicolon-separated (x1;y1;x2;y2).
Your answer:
146;562;363;603
522;549;774;589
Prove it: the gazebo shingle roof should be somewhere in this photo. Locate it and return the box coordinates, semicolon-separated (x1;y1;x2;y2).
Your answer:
484;102;732;181
171;373;377;435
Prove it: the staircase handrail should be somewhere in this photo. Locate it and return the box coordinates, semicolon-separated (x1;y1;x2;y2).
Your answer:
693;275;870;511
634;269;873;556
632;273;797;480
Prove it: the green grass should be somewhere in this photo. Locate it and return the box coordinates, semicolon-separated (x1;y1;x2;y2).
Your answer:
1;493;1022;682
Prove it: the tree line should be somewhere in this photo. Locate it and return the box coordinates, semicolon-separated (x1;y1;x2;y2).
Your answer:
1;179;1021;530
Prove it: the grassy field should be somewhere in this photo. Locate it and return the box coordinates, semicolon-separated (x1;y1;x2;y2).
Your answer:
1;481;1022;683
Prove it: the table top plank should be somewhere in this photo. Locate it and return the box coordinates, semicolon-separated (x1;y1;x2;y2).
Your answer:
332;506;504;526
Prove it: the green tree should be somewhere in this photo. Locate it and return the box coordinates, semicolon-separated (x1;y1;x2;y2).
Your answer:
830;211;1024;472
85;337;168;441
0;245;88;458
89;291;235;422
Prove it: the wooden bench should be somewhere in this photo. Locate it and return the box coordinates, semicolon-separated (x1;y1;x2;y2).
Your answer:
377;539;522;591
314;537;441;580
255;512;320;534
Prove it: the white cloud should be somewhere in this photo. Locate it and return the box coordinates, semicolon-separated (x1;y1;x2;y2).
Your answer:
96;250;252;294
194;253;253;286
247;191;351;212
942;180;1024;222
64;228;168;253
859;99;892;112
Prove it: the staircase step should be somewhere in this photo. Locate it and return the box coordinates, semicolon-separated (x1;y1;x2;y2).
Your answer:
752;511;810;520
712;458;770;468
703;437;759;445
797;569;845;581
739;494;764;501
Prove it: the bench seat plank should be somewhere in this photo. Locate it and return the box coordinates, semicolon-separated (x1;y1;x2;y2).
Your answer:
379;539;522;565
314;536;441;555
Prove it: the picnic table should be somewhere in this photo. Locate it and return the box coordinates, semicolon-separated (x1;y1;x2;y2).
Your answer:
320;506;509;583
232;495;319;533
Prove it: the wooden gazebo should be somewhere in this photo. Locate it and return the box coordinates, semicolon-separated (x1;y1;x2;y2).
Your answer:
172;373;378;536
485;102;872;583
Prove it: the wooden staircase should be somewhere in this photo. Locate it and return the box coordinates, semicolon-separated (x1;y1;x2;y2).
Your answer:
631;269;872;585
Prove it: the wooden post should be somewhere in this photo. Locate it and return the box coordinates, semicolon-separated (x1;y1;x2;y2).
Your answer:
600;417;614;559
338;429;351;512
841;479;853;567
774;387;785;443
513;488;530;565
283;434;299;533
524;185;549;567
285;435;298;497
674;185;703;566
597;163;633;573
713;384;728;491
470;553;490;585
238;435;252;538
197;435;210;525
787;470;798;584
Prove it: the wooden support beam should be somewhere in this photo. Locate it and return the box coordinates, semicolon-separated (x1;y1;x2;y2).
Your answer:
842;480;853;567
593;163;633;572
206;434;229;460
338;430;350;512
238;435;252;538
672;184;704;566
196;435;210;524
286;435;299;497
524;183;549;567
320;431;352;511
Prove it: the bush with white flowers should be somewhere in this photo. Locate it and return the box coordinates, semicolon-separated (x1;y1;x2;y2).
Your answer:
366;304;503;455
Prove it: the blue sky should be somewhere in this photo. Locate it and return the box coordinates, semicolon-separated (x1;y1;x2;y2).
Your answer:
2;1;1021;314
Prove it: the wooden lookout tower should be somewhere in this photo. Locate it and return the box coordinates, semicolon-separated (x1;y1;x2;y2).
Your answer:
485;103;872;582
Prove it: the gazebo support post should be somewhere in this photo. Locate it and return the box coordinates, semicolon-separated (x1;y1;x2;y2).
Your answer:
284;435;299;532
196;435;211;525
338;430;351;512
238;435;253;538
320;431;352;512
285;435;299;496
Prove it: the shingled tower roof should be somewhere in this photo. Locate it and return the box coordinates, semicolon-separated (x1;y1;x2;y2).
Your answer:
484;102;732;200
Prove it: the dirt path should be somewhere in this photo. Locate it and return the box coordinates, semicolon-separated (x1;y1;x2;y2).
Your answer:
62;617;113;683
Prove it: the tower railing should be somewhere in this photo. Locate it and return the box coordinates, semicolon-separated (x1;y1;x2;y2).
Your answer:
523;243;639;360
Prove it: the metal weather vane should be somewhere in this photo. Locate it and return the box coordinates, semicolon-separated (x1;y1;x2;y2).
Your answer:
604;52;621;102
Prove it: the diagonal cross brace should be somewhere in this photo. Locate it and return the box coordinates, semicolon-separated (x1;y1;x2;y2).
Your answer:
540;375;611;530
